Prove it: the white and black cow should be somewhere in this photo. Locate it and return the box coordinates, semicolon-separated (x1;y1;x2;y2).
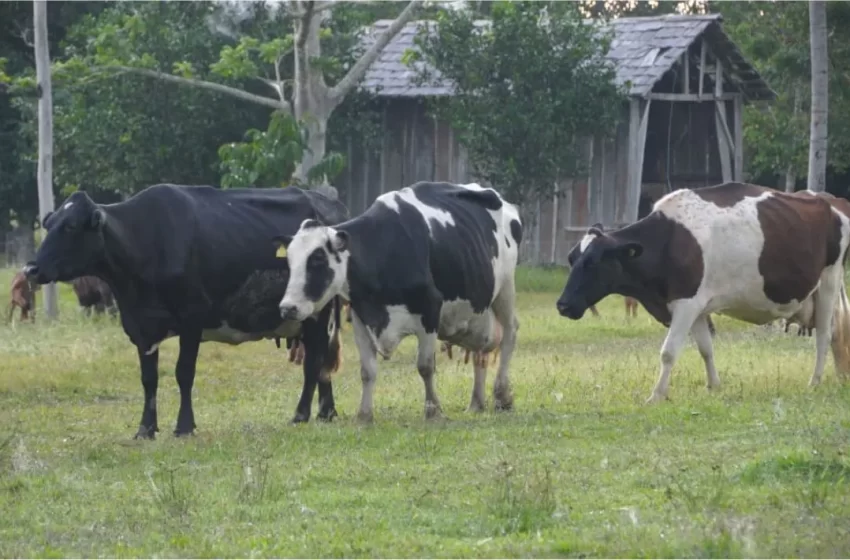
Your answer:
25;184;348;439
556;182;850;403
273;181;523;422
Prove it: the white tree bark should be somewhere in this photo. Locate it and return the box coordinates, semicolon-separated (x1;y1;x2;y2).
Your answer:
290;0;423;196
34;0;58;319
785;84;802;193
807;0;828;193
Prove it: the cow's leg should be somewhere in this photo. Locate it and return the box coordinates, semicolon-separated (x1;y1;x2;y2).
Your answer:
416;331;443;420
134;348;159;439
646;302;702;404
467;357;487;413
810;271;840;387
174;332;201;437
491;286;519;412
351;312;379;424
691;314;720;391
292;310;339;423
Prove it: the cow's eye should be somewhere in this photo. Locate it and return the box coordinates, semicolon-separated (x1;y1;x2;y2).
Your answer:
307;250;327;268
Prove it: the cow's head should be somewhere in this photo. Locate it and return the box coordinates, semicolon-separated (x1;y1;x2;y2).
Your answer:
24;191;107;284
274;218;349;321
556;224;642;319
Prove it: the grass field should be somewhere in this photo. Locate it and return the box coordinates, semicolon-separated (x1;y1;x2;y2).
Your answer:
2;265;850;557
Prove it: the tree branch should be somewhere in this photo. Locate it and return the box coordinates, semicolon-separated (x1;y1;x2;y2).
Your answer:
289;0;340;18
328;0;424;103
105;65;291;113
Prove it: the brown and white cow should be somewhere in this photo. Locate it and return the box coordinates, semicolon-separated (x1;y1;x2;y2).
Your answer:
556;182;850;403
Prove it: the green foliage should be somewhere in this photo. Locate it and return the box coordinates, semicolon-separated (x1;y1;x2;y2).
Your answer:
413;1;625;204
218;110;345;188
9;2;270;199
723;1;850;184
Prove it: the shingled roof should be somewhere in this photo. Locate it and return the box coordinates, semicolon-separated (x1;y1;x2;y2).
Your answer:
359;13;775;102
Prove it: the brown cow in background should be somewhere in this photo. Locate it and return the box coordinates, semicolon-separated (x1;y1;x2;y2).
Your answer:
7;269;39;323
70;276;117;317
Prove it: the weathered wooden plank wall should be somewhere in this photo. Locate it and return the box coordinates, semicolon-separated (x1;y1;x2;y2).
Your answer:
337;97;731;267
337;99;472;217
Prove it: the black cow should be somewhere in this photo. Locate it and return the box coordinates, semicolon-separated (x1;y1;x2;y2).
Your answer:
25;184;348;439
275;181;522;423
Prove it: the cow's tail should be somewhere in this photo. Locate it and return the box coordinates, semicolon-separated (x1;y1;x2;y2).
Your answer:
319;296;344;383
831;280;850;380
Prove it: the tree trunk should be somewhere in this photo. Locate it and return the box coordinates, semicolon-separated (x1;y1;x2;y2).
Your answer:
784;167;796;193
785;84;802;193
807;0;828;193
289;0;422;198
34;0;58;319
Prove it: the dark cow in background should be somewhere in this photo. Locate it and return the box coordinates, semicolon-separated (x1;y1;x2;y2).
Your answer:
275;181;522;422
7;268;39;323
70;276;117;317
557;182;850;403
25;184;348;439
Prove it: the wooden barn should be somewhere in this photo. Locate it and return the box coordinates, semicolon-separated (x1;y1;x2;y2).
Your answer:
336;13;775;264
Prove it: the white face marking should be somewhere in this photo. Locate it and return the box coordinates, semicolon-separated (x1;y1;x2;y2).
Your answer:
63;202;73;210
579;232;597;253
376;187;456;235
278;223;349;321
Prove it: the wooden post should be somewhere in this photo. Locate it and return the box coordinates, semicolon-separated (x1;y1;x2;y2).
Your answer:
681;49;690;94
550;182;559;264
714;57;733;182
626;98;641;224
733;94;744;181
698;39;707;100
34;0;58;320
636;98;652;198
627;98;651;224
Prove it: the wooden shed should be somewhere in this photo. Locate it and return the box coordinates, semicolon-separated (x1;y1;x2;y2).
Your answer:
336;13;775;264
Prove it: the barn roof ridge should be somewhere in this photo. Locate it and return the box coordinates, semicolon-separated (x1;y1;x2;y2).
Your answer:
359;12;774;102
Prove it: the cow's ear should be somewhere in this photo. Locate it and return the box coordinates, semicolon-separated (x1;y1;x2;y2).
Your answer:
90;208;106;230
332;230;349;252
40;211;54;229
272;235;293;259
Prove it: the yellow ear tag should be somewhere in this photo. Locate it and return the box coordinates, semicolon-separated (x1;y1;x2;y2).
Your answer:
276;245;287;259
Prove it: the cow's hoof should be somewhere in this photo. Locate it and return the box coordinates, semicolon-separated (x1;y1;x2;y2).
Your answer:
424;402;444;420
291;412;310;424
493;387;513;412
644;393;668;405
808;378;823;388
317;408;338;422
134;425;157;440
356;410;374;424
173;428;195;438
494;398;513;412
466;400;486;413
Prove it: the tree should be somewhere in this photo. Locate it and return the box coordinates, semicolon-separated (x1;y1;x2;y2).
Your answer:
33;0;57;319
413;1;624;204
72;0;424;197
807;0;828;193
722;2;850;193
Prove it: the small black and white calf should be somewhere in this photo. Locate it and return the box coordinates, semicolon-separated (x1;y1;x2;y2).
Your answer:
274;181;523;422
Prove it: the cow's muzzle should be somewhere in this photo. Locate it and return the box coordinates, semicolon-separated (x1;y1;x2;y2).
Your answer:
279;304;301;322
556;300;585;320
23;262;42;283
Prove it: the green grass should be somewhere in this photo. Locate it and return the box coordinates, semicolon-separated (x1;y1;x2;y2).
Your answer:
2;265;850;557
